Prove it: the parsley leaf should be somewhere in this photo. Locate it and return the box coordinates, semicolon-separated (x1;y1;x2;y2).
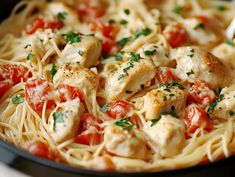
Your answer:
53;112;65;131
194;23;205;30
124;9;130;15
27;53;34;60
108;19;115;24
150;112;167;126
114;52;123;61
118;74;126;80
50;63;57;79
229;110;235;116
115;117;134;130
144;49;156;56
63;32;81;44
100;103;110;113
207;94;224;112
12;95;24;104
78;50;84;56
130;52;140;62
160;81;184;90
225;40;234;47
172;6;184;15
216;5;226;11
120;19;128;25
125;90;133;94
57;12;67;20
117;37;131;47
134;28;152;39
186;69;194;76
170;106;178;118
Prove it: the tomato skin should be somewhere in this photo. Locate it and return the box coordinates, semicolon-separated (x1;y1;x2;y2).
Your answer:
155;69;176;84
184;104;214;136
196;15;209;26
187;80;216;109
26;141;56;160
58;84;84;102
75;113;103;145
45;20;63;30
25;78;56;115
101;38;120;56
163;23;188;48
106;100;131;119
0;81;13;98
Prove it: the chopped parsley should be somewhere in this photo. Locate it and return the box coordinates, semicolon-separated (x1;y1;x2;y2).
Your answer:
117;37;131;47
169;106;178;118
114;52;123;61
123;61;134;72
100;103;110;113
150;112;167;126
225;40;234;47
163;96;167;101
12;95;24;104
140;84;145;90
172;6;184;15
50;63;57;78
125;90;133;94
57;12;67;20
108;19;116;24
134;28;152;39
118;74;126;80
144;49;156;56
207;94;224;112
24;44;31;49
130;52;140;62
78;50;84;56
160;81;184;90
120;19;128;25
53;112;65;131
186;69;194;76
115;117;134;130
229;110;235;116
124;9;130;15
216;5;226;11
27;53;34;60
155;21;163;26
63;32;81;44
194;23;205;30
187;49;194;58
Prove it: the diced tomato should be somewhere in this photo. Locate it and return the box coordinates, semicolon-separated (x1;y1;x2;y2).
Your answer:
106;100;131;119
26;141;56;160
0;64;32;84
58;84;84;102
75;133;102;145
77;0;105;23
44;20;63;30
0;80;13;98
26;17;45;35
75;113;103;145
101;38;120;56
0;64;32;98
187;80;216;109
25;78;56;115
184;104;214;137
155;68;176;84
163;23;188;48
26;17;63;35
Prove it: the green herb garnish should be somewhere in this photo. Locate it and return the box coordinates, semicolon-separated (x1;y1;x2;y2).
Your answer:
125;90;133;94
134;28;152;39
216;5;226;11
78;50;84;56
160;81;184;90
100;103;110;113
194;23;205;30
150;112;167;126
186;69;194;76
144;49;156;56
50;63;57;79
207;94;224;112
225;40;234;46
27;53;34;60
53;112;65;131
12;95;24;104
117;37;131;47
130;52;140;62
118;74;126;80
63;32;81;44
57;12;67;20
120;19;128;25
229;110;235;116
124;9;130;15
172;6;184;15
115;117;134;130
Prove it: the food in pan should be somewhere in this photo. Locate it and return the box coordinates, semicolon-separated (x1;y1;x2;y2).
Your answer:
0;0;235;172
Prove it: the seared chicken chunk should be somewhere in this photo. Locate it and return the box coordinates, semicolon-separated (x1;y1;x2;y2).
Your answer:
53;63;99;93
104;124;149;160
139;44;171;67
143;85;187;120
173;46;225;88
48;99;84;143
58;35;102;68
105;59;157;102
144;114;185;158
208;84;235;119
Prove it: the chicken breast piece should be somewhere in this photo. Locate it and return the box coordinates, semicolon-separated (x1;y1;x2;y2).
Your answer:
104;124;149;160
53;63;99;93
105;59;157;102
48;99;84;143
58;35;102;68
144;114;185;158
143;85;187;120
139;44;171;67
208;84;235;120
173;46;225;88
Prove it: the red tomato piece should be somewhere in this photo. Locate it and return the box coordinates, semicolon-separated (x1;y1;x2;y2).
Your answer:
77;0;105;23
163;23;188;48
75;113;103;145
106;100;131;119
184;104;214;136
58;84;84;102
25;78;56;115
0;80;13;98
196;15;209;26
26;17;45;35
0;64;32;84
26;141;56;160
187;80;216;108
101;38;120;56
44;20;63;30
155;69;176;84
75;133;102;145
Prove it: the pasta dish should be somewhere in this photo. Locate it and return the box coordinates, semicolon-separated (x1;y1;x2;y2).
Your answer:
0;0;235;172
